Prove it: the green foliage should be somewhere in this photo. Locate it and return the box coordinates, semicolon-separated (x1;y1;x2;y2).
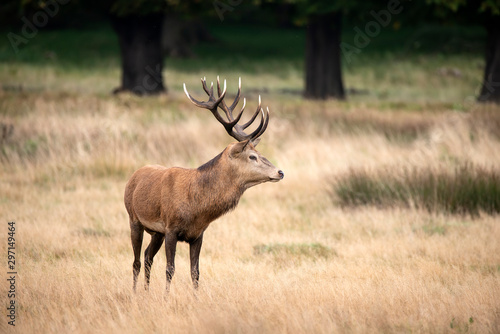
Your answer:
426;0;467;12
293;0;346;15
334;163;500;216
426;0;500;21
479;0;500;14
108;0;167;16
106;0;207;17
0;0;206;24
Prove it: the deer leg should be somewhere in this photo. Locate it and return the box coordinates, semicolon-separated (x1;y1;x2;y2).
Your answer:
164;233;177;293
130;221;144;292
189;233;204;290
144;232;165;290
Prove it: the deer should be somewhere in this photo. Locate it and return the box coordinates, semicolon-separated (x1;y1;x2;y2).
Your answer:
124;76;284;292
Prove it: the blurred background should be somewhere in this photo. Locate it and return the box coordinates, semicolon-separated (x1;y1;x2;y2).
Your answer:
1;0;499;103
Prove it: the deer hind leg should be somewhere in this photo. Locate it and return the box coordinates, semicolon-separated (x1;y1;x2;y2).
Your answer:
144;232;165;290
130;221;144;292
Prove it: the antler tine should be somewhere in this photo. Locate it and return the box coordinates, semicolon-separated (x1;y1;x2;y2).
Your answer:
217;76;243;122
228;77;242;113
241;95;261;130
201;77;212;96
183;79;227;118
216;76;231;120
255;107;270;139
184;76;270;145
241;106;269;142
183;83;204;106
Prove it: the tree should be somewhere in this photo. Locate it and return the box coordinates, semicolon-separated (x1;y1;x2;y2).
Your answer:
102;0;171;95
480;13;500;102
110;12;165;95
2;0;212;96
304;10;345;100
295;1;348;100
103;1;214;95
103;1;211;95
274;0;369;100
427;0;500;103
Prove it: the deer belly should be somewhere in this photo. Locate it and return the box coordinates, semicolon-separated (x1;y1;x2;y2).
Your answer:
138;218;166;233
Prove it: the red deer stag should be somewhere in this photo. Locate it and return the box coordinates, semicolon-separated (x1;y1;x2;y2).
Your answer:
124;77;284;292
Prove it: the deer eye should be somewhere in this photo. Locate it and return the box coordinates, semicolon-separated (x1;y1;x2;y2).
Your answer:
249;155;258;161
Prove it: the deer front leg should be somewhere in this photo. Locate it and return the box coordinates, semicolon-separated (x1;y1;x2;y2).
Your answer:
164;233;177;293
189;233;204;289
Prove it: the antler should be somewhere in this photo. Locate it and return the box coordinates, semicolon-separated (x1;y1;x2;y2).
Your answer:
183;77;270;144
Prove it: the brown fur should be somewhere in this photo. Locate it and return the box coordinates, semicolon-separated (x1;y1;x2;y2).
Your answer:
124;140;283;291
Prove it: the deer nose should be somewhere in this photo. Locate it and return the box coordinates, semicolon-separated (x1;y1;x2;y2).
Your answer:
278;170;284;179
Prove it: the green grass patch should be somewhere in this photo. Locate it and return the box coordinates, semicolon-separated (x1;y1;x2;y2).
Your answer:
0;24;119;69
334;163;500;216
78;226;111;238
1;134;49;163
253;242;334;265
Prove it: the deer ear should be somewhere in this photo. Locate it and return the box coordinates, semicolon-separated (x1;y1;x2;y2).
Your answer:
229;140;250;157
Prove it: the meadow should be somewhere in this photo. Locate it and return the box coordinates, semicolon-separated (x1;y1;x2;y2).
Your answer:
1;23;499;333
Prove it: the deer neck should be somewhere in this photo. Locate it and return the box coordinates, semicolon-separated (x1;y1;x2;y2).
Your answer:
194;152;245;218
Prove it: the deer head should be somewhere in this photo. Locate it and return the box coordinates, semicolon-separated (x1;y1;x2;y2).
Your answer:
184;77;284;186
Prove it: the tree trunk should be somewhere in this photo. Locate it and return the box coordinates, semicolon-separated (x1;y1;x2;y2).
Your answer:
478;17;500;103
161;14;214;58
305;12;345;100
110;14;166;95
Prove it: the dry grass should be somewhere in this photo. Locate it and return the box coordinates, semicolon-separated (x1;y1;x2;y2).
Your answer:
1;84;500;334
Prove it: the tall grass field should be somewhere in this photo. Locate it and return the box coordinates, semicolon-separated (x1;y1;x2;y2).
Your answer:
1;23;499;333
